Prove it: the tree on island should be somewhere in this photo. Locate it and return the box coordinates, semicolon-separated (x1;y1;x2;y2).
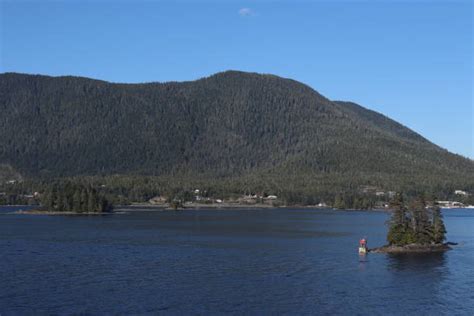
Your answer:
387;193;446;246
387;193;414;245
431;205;447;244
40;183;112;213
410;196;434;244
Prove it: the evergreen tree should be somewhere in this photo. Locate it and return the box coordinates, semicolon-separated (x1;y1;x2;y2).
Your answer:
73;189;82;212
56;190;65;212
41;190;53;211
334;194;345;209
410;197;432;244
87;188;97;212
387;193;412;245
79;189;87;213
431;205;447;244
38;182;112;213
98;196;110;213
387;194;446;246
49;187;57;211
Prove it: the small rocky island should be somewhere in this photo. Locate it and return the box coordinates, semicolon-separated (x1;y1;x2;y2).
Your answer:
17;182;113;215
371;194;450;253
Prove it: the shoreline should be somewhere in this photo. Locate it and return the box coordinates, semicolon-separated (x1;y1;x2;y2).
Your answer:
14;210;112;216
370;243;452;253
9;204;471;215
120;203;391;211
118;206;386;212
4;204;473;213
9;206;391;214
4;205;389;215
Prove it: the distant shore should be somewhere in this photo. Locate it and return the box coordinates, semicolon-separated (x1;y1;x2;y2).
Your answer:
14;209;112;216
7;204;472;215
124;203;304;210
131;202;401;211
7;205;385;215
131;202;274;208
119;203;379;211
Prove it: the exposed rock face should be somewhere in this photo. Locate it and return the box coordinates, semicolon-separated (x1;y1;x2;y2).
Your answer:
370;243;451;253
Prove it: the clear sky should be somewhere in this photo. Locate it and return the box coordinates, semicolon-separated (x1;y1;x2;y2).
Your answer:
1;0;472;158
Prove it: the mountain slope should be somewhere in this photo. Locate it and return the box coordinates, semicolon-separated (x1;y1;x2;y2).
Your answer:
0;71;472;193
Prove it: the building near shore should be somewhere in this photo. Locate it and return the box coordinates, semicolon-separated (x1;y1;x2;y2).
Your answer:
149;196;167;205
437;201;463;208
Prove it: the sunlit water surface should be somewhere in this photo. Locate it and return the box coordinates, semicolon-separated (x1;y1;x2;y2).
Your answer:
1;206;473;315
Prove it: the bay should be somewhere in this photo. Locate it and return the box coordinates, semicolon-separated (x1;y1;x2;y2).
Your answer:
0;207;473;314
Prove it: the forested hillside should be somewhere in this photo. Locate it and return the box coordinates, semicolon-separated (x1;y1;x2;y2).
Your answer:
1;71;473;201
0;164;22;183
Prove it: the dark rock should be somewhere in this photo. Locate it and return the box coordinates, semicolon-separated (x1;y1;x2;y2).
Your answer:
369;243;451;253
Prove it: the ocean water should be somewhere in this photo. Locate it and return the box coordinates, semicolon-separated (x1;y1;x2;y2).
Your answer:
0;206;473;315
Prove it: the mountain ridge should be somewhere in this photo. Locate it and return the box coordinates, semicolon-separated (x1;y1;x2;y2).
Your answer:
0;70;449;149
1;70;472;196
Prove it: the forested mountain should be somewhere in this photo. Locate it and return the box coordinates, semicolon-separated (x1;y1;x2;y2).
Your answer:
1;71;473;199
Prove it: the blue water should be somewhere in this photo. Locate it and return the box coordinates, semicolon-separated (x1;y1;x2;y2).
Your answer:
0;206;473;315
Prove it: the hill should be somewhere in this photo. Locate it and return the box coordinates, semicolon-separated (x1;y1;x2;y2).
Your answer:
0;71;473;202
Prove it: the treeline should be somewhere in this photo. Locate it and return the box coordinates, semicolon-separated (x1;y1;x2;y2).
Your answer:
387;194;446;245
41;182;112;213
2;174;473;208
332;194;378;210
0;193;36;206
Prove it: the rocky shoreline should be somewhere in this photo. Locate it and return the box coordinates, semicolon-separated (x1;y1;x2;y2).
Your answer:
370;243;453;253
14;210;111;216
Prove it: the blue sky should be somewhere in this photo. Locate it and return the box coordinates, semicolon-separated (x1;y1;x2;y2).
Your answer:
1;0;472;158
